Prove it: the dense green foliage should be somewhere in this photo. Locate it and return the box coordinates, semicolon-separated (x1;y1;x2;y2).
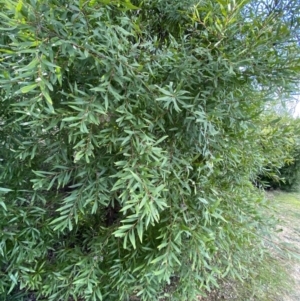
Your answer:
0;0;300;300
256;115;300;191
279;139;300;191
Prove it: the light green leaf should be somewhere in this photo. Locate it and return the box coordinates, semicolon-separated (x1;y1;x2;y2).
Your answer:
20;84;38;93
129;229;136;249
0;187;12;193
0;200;7;211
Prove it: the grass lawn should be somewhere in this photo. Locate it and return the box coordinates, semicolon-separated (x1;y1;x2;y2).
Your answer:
202;190;300;301
269;190;300;301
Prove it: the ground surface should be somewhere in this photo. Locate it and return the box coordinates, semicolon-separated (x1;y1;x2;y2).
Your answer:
200;190;300;301
271;191;300;301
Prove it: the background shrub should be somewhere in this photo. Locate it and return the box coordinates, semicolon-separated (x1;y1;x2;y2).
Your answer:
257;116;300;191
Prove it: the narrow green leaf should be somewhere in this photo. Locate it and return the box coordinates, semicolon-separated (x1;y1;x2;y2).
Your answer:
20;84;38;93
41;89;53;105
0;187;12;193
129;229;136;249
0;200;7;211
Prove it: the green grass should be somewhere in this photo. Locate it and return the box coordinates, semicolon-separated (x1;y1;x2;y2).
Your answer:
272;191;300;207
273;191;300;221
231;253;293;301
249;190;300;301
272;191;300;256
212;190;300;301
